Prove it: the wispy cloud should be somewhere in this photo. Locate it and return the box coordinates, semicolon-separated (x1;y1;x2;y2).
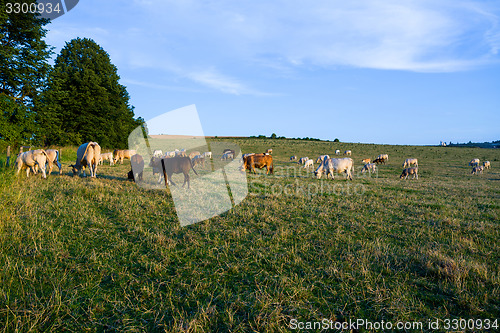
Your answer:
132;0;500;72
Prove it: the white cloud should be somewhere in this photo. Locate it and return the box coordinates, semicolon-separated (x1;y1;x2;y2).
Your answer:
131;0;500;72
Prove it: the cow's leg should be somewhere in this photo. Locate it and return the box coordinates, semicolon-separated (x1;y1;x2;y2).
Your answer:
26;167;30;178
182;173;189;188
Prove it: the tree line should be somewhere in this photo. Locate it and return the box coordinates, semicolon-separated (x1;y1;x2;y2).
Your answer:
0;0;143;150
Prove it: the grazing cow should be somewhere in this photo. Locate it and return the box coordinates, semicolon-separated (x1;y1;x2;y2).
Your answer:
377;154;389;161
99;152;114;166
44;149;62;175
113;149;136;164
298;157;309;164
70;142;101;178
373;158;385;164
344;150;352;156
243;153;273;174
203;152;212;159
221;152;234;160
316;155;330;164
149;156;165;183
192;155;205;168
16;149;48;178
303;159;314;168
152;150;163;157
335;149;341;155
469;158;480;167
188;151;201;159
362;158;371;164
483;161;490;169
314;158;354;180
471;166;484;175
128;154;144;182
403;158;418;168
290;155;297;161
361;163;377;174
400;167;418;179
161;156;199;189
223;149;235;156
241;153;255;163
265;148;272;154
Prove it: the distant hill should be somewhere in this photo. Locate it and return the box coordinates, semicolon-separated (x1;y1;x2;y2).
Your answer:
447;140;499;149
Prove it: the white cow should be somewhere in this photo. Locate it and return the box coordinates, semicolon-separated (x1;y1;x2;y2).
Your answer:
203;151;212;159
34;149;62;175
299;157;309;164
377;154;389;161
403;158;418;168
70;142;101;178
314;158;354;180
221;152;234;160
471;166;484;175
469;158;480;167
361;163;377;174
45;149;62;174
316;155;330;164
99;152;114;166
152;150;163;157
303;159;314;168
335;149;341;155
483;161;490;169
16;149;48;178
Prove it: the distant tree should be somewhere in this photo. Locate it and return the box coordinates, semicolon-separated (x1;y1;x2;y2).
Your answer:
333;138;340;142
270;133;277;139
0;0;52;145
36;37;143;148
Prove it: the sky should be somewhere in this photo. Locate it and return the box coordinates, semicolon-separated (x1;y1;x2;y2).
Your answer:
45;0;500;145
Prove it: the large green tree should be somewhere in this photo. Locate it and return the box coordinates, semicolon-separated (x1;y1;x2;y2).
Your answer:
0;0;52;146
37;37;143;148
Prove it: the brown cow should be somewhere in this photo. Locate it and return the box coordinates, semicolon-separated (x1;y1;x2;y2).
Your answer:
128;154;144;182
243;153;273;174
161;156;199;189
373;157;386;164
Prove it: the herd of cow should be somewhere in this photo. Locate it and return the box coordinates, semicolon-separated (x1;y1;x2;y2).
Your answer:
13;142;492;187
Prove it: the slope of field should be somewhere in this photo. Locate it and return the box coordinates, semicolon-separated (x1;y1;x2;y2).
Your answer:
0;139;499;331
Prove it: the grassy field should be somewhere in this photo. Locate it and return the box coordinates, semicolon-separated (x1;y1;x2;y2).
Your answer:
0;139;499;332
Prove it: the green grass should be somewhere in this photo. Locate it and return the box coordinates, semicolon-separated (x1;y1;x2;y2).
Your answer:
0;139;499;332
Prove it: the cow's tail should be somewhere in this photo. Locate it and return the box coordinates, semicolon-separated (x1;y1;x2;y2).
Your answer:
81;142;93;164
190;158;199;176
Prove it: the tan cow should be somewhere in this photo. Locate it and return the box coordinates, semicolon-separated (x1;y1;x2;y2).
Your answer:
344;150;352;156
70;142;101;178
362;158;371;164
15;149;48;178
400;167;418;179
483;161;490;169
113;149;136;164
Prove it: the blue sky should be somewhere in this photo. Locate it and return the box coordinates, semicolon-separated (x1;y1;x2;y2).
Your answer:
46;0;500;145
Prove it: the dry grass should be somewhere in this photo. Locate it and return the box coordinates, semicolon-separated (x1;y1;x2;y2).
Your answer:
0;139;499;331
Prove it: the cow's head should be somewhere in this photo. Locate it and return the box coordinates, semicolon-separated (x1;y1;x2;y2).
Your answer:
69;164;79;176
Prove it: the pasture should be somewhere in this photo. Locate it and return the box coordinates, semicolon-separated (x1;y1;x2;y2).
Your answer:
0;139;499;331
